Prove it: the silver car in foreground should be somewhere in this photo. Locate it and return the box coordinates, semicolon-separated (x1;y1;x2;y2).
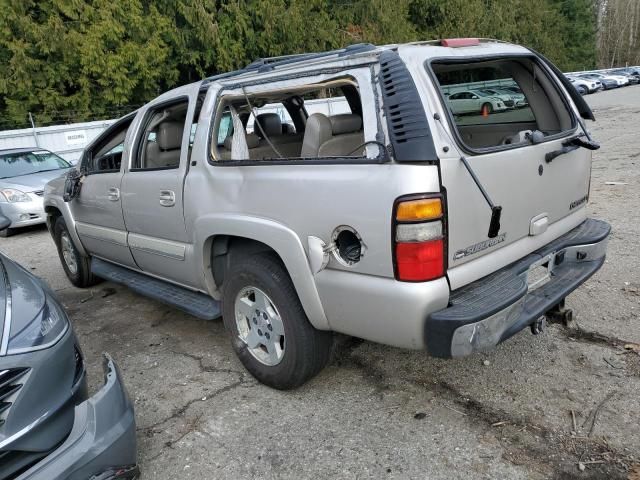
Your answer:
0;216;138;480
45;38;609;389
0;148;71;236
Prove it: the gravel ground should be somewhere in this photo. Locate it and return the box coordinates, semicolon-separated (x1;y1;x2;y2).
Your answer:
1;86;639;480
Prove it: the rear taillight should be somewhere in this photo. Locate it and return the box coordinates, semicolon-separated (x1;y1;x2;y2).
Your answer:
393;195;445;282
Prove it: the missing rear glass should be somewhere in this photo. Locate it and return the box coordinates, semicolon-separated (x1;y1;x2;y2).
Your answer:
430;57;574;152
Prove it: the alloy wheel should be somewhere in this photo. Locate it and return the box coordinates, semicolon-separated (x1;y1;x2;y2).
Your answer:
234;286;285;366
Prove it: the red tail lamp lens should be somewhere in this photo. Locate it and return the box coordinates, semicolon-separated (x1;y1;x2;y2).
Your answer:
395;239;444;282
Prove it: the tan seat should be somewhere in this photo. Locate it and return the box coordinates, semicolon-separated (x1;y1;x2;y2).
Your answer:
300;113;333;157
146;121;184;168
222;133;260;160
301;113;364;158
318;114;364;157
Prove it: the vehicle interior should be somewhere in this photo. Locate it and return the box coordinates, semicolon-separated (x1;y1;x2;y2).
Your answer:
88;118;133;172
433;58;574;150
214;79;366;161
136;101;189;169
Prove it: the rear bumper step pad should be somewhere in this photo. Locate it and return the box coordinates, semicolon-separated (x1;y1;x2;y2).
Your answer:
91;258;221;320
425;218;610;358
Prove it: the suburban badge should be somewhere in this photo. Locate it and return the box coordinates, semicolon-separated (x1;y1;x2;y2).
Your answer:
454;233;507;260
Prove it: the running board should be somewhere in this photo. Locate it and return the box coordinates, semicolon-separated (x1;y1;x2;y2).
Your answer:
91;258;221;320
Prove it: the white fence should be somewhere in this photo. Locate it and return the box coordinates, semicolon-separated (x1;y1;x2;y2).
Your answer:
0;119;115;164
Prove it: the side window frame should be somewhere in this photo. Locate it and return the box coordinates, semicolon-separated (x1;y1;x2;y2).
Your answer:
207;66;386;166
130;96;191;172
81;114;135;175
424;54;578;156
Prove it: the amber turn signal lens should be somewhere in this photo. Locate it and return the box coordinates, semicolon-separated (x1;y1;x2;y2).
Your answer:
396;198;443;222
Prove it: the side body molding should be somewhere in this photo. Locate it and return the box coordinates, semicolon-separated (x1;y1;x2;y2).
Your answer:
194;214;330;330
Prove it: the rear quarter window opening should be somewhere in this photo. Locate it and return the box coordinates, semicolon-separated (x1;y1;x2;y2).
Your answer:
429;57;575;152
210;77;377;163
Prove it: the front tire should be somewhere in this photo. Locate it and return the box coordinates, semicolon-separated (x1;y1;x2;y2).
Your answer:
222;253;333;390
53;216;101;288
481;102;493;114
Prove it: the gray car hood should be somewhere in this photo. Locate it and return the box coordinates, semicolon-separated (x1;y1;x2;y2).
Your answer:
0;169;70;193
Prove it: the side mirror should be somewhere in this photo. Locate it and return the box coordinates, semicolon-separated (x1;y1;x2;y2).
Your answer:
0;214;11;231
472;95;479;99
63;169;83;202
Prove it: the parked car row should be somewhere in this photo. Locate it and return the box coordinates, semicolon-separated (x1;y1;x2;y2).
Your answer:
567;67;640;95
445;84;529;115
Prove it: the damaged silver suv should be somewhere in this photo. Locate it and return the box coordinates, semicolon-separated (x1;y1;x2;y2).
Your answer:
44;39;610;389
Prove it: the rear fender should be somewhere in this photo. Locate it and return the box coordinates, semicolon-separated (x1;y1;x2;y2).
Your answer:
195;214;330;330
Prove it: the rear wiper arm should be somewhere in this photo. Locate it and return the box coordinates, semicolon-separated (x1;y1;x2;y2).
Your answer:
545;135;600;163
460;156;502;239
433;114;502;238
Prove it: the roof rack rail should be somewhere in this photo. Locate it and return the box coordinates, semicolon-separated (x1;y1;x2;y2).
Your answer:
245;53;313;69
203;43;377;84
245;43;377;73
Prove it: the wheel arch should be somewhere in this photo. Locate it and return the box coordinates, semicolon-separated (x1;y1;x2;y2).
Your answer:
195;214;330;330
44;198;88;256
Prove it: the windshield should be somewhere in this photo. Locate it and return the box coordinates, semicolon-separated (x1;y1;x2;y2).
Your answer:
0;150;71;179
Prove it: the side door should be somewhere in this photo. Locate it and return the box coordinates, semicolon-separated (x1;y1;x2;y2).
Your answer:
120;83;202;288
70;115;138;267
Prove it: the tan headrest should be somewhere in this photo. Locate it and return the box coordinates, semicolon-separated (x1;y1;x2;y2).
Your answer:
223;133;259;151
157;122;184;150
330;114;362;135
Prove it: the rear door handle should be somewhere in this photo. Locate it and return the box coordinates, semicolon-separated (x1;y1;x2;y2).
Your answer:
107;187;120;201
159;190;176;207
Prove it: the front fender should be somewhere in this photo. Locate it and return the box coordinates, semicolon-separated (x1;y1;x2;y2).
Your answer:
194;214;330;330
44;179;87;257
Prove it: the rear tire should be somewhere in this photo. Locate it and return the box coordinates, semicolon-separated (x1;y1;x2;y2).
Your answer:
53;216;101;288
222;253;333;390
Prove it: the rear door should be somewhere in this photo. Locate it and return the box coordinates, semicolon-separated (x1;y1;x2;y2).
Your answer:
423;55;592;280
120;83;202;288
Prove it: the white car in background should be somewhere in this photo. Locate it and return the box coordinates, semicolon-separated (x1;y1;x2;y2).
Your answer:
568;77;598;95
446;90;507;114
0;147;72;236
488;87;528;107
476;88;517;108
587;72;629;87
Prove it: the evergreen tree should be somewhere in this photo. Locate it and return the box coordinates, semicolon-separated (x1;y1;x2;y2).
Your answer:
0;0;601;128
